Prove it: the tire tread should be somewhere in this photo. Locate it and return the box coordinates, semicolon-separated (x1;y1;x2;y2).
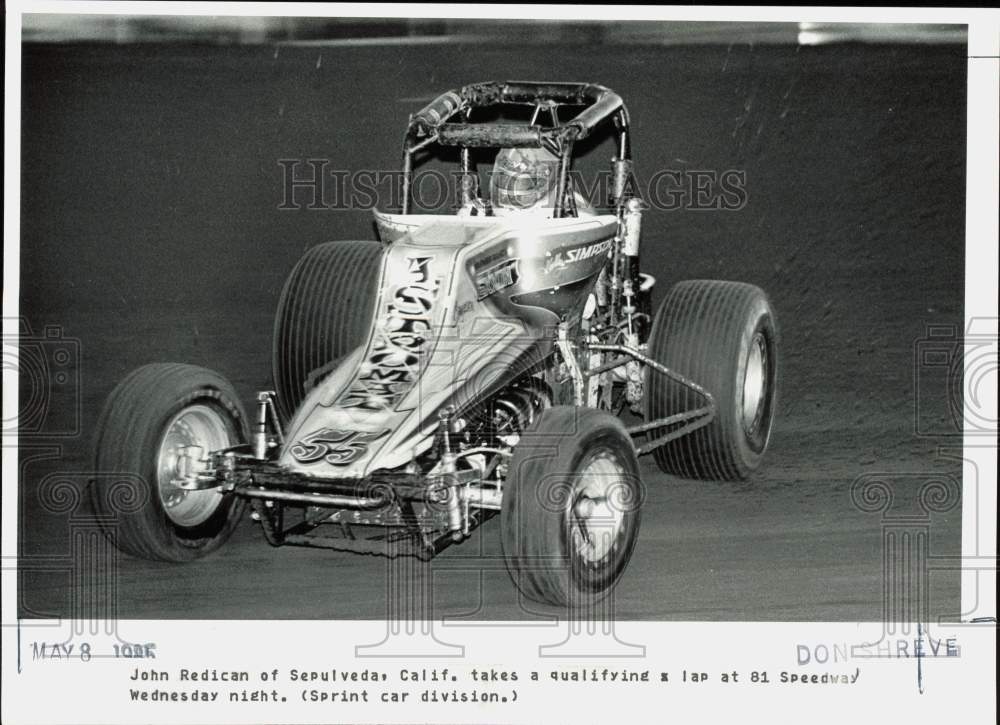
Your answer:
646;280;776;480
90;363;247;562
272;241;383;421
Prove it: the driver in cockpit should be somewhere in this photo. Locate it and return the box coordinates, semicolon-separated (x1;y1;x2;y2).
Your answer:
460;147;595;218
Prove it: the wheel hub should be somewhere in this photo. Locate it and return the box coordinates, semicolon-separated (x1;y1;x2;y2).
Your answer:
570;451;628;564
741;332;768;437
156;404;231;527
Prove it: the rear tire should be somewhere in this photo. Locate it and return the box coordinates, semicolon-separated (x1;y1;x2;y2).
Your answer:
645;280;778;480
501;407;642;607
89;363;248;562
272;240;383;421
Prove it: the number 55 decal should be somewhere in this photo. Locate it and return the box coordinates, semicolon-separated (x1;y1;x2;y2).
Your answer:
290;428;390;466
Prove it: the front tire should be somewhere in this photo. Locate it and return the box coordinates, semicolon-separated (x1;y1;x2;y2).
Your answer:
645;280;778;480
501;407;642;607
89;363;248;562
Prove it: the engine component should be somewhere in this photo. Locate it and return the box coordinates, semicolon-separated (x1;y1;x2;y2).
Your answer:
461;378;552;452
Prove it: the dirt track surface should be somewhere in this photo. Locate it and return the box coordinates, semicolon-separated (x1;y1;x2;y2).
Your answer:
17;41;966;620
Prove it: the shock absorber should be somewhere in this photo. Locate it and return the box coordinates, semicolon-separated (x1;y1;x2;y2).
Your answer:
619;197;644;336
622;197;644;298
610;156;634;208
254;392;270;459
253;390;284;459
437;407;464;541
620;198;645;411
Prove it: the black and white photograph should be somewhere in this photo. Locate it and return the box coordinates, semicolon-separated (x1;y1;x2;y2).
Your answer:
3;4;997;724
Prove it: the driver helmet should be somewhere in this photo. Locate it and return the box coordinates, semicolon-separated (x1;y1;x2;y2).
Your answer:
490;147;561;213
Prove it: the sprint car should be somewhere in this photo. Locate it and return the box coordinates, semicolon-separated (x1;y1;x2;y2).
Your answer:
91;81;778;607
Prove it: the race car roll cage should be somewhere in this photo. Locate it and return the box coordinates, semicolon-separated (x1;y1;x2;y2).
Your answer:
400;80;631;216
197;82;721;558
397;81;719;454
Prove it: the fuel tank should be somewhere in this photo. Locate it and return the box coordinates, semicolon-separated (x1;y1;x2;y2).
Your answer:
279;212;619;476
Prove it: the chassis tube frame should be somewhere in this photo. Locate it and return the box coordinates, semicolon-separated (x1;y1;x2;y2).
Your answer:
584;342;718;454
